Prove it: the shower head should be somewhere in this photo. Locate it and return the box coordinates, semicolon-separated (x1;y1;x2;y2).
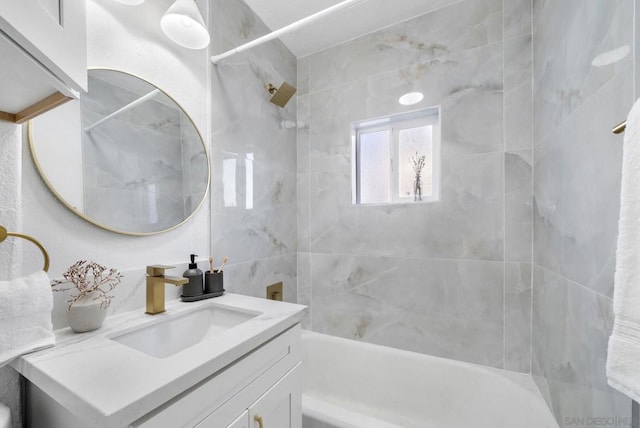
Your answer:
267;82;297;108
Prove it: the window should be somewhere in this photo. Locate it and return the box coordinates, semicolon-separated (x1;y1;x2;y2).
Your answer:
352;107;441;205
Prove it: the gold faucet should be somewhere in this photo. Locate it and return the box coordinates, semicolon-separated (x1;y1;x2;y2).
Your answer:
146;265;188;315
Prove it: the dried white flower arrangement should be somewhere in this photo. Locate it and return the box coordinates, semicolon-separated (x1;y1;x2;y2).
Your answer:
52;260;123;310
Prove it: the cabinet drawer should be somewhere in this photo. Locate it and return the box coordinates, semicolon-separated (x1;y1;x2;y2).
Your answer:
132;325;301;428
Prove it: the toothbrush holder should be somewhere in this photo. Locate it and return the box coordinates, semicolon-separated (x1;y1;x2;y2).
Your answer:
205;271;224;295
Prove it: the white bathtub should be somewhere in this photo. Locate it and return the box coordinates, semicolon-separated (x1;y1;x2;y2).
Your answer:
301;330;558;428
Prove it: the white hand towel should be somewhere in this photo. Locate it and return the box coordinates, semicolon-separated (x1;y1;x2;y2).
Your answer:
0;271;55;367
607;98;640;400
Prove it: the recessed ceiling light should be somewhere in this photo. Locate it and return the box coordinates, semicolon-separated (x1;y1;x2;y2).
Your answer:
399;92;424;106
592;45;630;67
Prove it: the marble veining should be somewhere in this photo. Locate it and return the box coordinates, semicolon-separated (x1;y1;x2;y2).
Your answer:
533;0;633;142
532;267;629;422
308;0;503;93
310;254;504;368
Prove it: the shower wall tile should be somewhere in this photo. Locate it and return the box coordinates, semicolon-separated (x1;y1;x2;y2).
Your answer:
533;0;633;141
306;83;356;175
504;0;531;40
310;253;505;368
531;266;630;423
211;0;298;302
297;173;310;253
534;68;630;296
296;93;310;175
297;56;310;96
533;132;564;274
504;34;533;151
299;0;537;373
376;43;503;158
559;67;629;298
307;41;504;177
210;86;297;174
211;156;297;263
223;253;298;304
211;0;266;46
307;151;503;261
636;0;640;100
505;149;532;263
297;252;311;329
308;0;503;93
504;262;531;372
532;1;636;424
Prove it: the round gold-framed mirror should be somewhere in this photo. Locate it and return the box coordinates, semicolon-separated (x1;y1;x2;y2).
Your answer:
28;69;210;236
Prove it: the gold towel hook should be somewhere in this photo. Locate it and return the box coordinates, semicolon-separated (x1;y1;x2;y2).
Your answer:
0;226;50;272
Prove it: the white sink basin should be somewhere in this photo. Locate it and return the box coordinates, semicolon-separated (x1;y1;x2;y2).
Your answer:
109;304;259;358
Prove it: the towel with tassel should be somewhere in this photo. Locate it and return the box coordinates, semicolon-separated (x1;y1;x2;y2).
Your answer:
0;271;55;367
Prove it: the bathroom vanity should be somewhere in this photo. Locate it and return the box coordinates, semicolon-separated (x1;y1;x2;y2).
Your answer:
11;294;305;428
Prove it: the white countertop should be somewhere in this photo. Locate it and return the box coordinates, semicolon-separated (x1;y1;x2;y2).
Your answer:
11;293;306;428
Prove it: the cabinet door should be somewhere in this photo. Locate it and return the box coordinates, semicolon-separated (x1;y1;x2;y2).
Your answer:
249;365;301;428
227;411;249;428
0;0;87;91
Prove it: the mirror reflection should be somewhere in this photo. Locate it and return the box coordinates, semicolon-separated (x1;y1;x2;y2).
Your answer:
29;69;209;235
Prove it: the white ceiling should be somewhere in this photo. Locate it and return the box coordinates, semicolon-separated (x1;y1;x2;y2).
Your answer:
242;0;457;58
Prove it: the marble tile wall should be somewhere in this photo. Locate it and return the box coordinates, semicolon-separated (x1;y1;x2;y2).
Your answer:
298;0;533;371
532;0;634;424
209;0;298;302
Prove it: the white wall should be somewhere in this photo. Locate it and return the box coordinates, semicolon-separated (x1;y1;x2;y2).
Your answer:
30;101;84;210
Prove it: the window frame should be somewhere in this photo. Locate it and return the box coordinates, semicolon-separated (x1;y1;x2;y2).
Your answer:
352;107;441;206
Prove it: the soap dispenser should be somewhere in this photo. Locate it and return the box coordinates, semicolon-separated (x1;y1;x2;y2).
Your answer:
182;254;204;298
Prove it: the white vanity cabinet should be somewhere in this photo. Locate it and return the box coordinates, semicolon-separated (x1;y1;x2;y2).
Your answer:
0;0;87;123
197;364;301;428
131;325;302;428
18;295;306;428
226;411;249;428
24;325;302;428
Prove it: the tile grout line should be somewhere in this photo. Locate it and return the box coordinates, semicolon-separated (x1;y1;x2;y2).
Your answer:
529;0;535;378
502;0;507;372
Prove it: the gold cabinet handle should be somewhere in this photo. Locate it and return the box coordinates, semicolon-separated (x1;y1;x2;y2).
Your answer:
254;415;264;428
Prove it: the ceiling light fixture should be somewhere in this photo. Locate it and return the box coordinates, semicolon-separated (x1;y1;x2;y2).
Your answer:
161;0;210;50
398;92;424;106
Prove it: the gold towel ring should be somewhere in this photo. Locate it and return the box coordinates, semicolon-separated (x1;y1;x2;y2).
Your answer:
0;226;50;272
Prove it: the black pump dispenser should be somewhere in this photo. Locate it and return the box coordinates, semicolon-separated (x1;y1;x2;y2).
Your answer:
189;253;198;269
182;254;204;297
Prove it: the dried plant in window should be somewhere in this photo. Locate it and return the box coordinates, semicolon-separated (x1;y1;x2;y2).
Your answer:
411;152;426;201
52;260;123;310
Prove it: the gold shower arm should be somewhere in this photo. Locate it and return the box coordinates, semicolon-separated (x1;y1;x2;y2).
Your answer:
0;226;50;272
